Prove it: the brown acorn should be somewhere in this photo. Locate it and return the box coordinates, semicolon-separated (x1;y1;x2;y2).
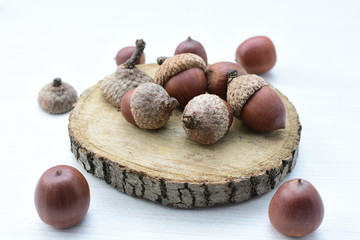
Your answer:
205;61;247;100
227;70;286;132
114;46;145;66
120;82;179;129
181;94;233;145
101;39;152;108
38;78;78;114
235;36;277;74
174;36;208;64
153;53;207;109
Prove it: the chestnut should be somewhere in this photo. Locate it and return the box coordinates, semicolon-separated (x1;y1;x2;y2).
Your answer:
205;61;247;100
154;53;207;109
115;46;145;66
268;178;324;237
235;36;276;74
34;165;90;229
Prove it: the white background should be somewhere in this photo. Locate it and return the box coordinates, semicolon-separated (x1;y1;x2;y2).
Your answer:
1;0;360;239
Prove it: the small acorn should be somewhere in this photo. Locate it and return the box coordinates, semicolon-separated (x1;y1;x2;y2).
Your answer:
38;78;78;114
205;61;247;100
227;70;286;132
174;36;208;64
101;39;152;108
181;94;233;145
153;53;207;109
120;82;179;129
115;46;145;66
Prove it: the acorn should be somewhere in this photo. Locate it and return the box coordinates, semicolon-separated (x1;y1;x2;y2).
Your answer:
174;36;208;64
115;46;145;66
235;36;276;74
205;61;247;100
153;53;207;109
227;70;286;132
269;178;324;237
120;82;179;129
101;39;152;108
181;94;233;145
38;78;78;114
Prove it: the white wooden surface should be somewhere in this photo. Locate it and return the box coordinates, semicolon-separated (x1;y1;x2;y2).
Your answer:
1;0;359;239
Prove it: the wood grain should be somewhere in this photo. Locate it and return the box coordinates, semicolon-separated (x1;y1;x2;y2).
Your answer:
68;64;301;208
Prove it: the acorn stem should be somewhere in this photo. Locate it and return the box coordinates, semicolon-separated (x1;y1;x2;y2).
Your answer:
182;115;197;129
168;97;179;110
157;56;169;65
122;39;145;69
227;70;238;84
52;78;62;87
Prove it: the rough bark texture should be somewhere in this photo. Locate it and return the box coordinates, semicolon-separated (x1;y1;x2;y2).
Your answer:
68;63;301;208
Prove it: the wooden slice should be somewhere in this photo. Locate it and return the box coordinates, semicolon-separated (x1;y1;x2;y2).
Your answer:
68;64;301;208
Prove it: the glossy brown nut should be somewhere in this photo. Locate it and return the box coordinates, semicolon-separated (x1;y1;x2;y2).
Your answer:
115;46;145;66
205;62;247;100
269;179;325;237
34;165;90;229
240;86;286;132
174;36;208;64
164;68;207;109
120;88;137;126
236;36;276;74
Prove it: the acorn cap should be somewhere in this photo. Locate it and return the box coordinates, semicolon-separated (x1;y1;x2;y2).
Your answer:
38;78;78;114
227;74;268;118
101;67;152;108
181;94;230;145
153;53;206;86
131;82;178;129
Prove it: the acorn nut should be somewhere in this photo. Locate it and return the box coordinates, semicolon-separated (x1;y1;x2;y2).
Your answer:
227;71;286;132
205;61;247;100
101;39;152;108
181;94;233;145
174;36;208;64
153;53;207;109
115;46;145;66
236;36;277;74
121;82;179;129
38;78;78;114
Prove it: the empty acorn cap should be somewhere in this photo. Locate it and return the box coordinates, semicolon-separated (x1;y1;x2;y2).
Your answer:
153;53;206;86
38;78;78;114
227;74;268;118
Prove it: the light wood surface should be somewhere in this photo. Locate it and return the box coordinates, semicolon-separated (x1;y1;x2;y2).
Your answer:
68;64;301;208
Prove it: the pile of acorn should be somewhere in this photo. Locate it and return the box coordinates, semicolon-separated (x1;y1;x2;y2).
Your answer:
102;37;285;145
35;37;324;237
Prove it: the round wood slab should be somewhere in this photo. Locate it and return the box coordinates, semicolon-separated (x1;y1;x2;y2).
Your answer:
68;64;301;208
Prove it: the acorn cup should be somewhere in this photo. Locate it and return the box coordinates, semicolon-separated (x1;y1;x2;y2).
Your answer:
226;70;286;132
101;39;152;108
120;82;179;129
153;53;207;109
181;94;233;145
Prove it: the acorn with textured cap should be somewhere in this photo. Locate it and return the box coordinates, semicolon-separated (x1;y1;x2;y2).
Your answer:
181;94;233;145
38;78;78;114
153;53;207;109
120;82;179;129
101;39;152;108
227;70;286;132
